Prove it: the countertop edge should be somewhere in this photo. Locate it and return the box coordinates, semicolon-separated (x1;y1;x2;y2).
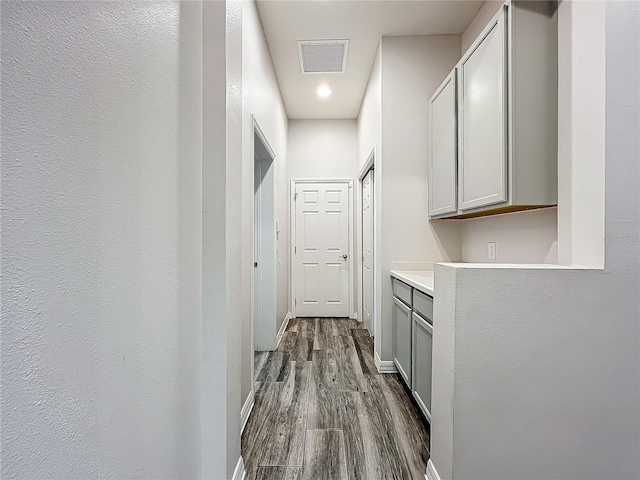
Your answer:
390;270;434;296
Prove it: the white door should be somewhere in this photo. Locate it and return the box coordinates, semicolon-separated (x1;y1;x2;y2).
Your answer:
254;154;277;351
254;157;261;349
459;9;507;211
361;170;374;333
294;182;350;318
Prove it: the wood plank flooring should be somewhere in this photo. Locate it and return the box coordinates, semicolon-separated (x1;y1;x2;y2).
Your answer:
243;318;430;480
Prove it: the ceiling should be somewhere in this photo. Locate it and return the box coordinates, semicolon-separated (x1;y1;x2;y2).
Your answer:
256;0;484;120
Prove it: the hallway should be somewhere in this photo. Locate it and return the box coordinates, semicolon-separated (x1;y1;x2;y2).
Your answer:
242;318;430;480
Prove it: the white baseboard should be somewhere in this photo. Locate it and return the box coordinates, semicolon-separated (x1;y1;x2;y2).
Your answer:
240;389;254;434
276;312;292;347
426;460;441;480
232;456;245;480
374;351;398;373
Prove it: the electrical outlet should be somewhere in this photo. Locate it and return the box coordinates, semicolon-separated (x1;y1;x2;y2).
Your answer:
488;242;496;260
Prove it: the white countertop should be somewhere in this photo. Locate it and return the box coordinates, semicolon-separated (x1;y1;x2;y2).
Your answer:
389;270;434;296
437;262;583;270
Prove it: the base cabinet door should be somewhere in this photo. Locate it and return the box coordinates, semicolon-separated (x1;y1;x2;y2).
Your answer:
412;312;433;421
392;297;412;387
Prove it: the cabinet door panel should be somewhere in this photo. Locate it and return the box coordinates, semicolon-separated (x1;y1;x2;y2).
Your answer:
459;9;507;211
412;313;433;421
392;297;412;387
429;71;457;217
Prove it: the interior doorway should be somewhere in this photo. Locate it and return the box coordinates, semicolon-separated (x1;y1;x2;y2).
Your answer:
361;168;374;334
253;118;277;353
358;150;375;336
291;179;353;318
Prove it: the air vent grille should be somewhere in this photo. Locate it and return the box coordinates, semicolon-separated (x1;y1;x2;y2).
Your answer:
298;40;349;74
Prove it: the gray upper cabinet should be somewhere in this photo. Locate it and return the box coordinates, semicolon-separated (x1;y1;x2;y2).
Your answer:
428;70;458;217
459;10;508;212
429;1;558;219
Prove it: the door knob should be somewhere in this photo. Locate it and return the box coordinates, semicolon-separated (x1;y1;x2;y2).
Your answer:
340;254;348;260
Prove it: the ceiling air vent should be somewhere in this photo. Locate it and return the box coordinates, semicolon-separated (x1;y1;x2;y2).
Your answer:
298;40;349;74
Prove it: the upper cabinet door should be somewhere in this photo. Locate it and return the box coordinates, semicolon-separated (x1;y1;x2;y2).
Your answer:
459;8;508;211
429;71;458;217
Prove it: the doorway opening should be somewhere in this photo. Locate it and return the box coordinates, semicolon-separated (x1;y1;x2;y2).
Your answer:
290;179;353;318
358;149;375;337
253;118;277;358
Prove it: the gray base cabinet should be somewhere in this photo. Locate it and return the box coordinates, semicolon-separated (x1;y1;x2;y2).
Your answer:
392;277;434;422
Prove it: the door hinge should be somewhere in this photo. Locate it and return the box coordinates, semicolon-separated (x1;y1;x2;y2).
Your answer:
295;298;297;306
254;262;258;268
295;246;297;254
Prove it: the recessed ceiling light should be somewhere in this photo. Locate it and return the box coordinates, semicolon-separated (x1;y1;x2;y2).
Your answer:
317;84;332;99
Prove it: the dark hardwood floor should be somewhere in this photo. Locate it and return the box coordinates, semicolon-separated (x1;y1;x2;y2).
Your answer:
243;318;430;480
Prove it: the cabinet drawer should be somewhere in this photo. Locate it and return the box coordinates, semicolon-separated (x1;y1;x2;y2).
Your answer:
413;290;433;324
392;278;413;307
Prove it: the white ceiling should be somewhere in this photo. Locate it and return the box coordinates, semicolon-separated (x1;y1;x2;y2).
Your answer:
256;0;484;120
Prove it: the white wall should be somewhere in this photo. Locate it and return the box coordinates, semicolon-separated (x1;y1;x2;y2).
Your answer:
1;2;205;477
461;0;503;54
203;0;245;475
357;44;383;340
458;0;559;265
430;3;640;479
378;35;462;360
287;119;358;317
557;0;606;268
288;120;358;179
242;0;289;403
461;208;558;263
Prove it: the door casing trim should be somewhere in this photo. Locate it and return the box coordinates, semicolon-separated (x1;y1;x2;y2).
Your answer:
357;149;376;336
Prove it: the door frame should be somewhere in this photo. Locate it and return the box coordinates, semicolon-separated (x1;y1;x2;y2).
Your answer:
289;178;354;319
252;115;277;354
357;149;376;335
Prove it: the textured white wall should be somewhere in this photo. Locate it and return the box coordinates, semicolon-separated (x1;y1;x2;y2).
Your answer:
458;0;559;265
357;45;382;175
379;35;462;361
201;0;244;477
431;3;640;479
288;119;358;180
241;0;289;409
1;1;204;478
